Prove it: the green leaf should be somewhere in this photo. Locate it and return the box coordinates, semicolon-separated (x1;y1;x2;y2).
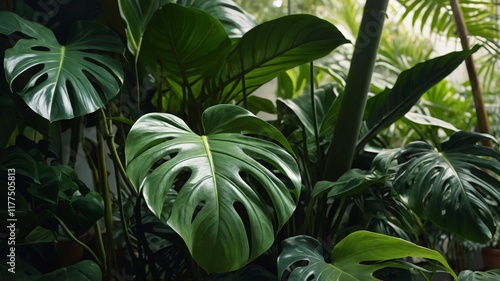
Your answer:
140;3;231;86
56;191;104;236
217;14;349;101
278;231;456;280
358;46;480;151
459;269;500;281
393;131;500;243
246;96;276;115
181;0;257;38
403;112;459;132
125;104;301;273
312;169;387;199
0;12;124;121
0;146;39;183
34;260;102;281
118;0;172;56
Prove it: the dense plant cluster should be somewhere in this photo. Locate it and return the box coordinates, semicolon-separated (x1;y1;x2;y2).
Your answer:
0;0;499;280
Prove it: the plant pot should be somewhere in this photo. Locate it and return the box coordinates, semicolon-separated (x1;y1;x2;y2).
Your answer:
482;247;500;270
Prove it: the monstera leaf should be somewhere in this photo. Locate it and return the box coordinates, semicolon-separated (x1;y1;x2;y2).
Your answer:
393;131;500;243
278;231;456;280
125;104;301;273
0;12;124;122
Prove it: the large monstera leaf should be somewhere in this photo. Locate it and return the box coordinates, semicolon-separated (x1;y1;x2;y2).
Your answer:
0;12;124;122
393;131;500;243
125;104;301;273
278;231;456;280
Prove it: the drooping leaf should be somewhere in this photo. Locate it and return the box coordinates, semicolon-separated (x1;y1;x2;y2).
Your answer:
358;46;480;151
0;146;39;183
118;0;172;55
278;231;456;280
125;104;301;273
403;112;458;132
393;131;500;243
0;12;124;121
217;14;349;102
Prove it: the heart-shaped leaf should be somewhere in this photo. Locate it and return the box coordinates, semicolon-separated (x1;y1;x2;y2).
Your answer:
125;104;301;273
0;12;124;121
278;231;456;280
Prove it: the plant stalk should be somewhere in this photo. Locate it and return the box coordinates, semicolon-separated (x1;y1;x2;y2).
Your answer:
96;121;117;276
449;0;492;147
323;0;389;181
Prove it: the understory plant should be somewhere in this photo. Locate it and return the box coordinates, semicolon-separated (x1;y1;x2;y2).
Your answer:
0;0;499;280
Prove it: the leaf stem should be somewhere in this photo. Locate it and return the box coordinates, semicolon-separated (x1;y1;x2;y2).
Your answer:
53;214;102;268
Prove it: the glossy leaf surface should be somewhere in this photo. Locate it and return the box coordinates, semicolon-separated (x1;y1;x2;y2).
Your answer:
0;12;124;121
126;104;300;272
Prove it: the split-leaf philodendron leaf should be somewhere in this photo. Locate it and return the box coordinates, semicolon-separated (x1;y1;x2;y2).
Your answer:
125;104;301;273
0;12;124;122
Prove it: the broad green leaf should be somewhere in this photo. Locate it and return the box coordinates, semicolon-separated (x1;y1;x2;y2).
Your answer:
125;104;301;273
393;131;500;242
357;46;480;151
140;4;231;87
24;226;58;244
180;0;257;38
312;169;387;198
403;112;459;132
118;0;172;55
459;269;500;281
0;12;124;121
278;231;456;280
217;14;349;102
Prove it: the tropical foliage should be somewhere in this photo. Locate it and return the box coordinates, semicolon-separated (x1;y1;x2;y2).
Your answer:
0;0;499;280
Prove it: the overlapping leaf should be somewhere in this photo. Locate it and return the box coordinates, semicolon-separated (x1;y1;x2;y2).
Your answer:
125;104;300;273
278;231;456;280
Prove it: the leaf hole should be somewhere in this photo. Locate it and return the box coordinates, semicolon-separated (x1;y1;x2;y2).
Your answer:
81;69;106;102
239;171;278;231
84;56;122;88
233;201;252;257
191;200;206;223
31;46;50;52
11;63;45;93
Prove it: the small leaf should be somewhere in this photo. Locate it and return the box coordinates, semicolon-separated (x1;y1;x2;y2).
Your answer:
312;169;387;199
